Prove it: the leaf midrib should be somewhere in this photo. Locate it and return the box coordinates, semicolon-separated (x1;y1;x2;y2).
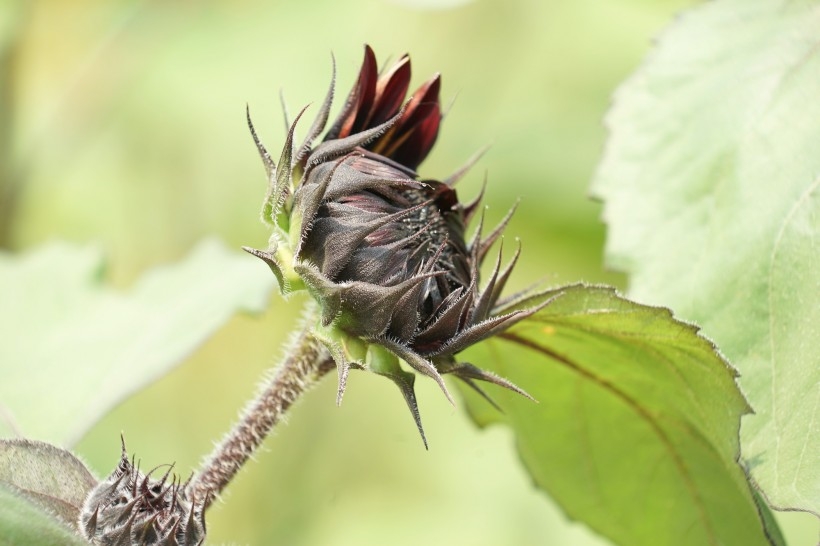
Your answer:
500;331;720;546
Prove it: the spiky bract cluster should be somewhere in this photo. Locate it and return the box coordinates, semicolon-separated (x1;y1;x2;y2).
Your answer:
245;46;545;445
79;441;205;546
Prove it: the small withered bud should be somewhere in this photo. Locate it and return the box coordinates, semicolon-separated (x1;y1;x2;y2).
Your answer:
79;438;206;546
245;45;547;445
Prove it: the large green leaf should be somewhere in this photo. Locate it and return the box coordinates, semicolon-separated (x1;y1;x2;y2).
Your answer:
0;239;273;446
590;0;820;514
461;285;774;546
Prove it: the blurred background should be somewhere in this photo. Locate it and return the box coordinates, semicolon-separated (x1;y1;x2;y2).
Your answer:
2;0;817;544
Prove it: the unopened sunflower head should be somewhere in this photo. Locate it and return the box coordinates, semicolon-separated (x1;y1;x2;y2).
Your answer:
244;45;547;446
79;439;206;546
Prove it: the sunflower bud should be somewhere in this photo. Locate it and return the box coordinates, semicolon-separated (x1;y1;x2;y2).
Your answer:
245;46;545;445
79;439;206;546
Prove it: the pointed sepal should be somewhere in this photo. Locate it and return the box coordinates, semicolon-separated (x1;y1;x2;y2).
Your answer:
260;104;310;228
437;358;535;402
242;246;289;295
296;261;443;337
296;54;336;164
376;337;454;406
310;324;367;405
306;111;404;168
367;344;428;449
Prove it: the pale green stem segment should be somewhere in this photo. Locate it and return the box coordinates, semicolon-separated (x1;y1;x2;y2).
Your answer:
187;305;333;508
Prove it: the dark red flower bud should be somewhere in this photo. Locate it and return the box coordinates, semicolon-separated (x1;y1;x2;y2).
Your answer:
245;46;545;445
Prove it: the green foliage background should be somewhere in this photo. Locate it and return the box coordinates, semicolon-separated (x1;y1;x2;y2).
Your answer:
1;0;816;544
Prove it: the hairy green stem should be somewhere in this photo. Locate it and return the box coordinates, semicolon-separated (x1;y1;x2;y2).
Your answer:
187;307;333;507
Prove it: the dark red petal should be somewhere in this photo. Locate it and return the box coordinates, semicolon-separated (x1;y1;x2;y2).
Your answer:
379;74;442;169
398;73;441;131
368;54;411;127
390;107;440;169
326;45;379;140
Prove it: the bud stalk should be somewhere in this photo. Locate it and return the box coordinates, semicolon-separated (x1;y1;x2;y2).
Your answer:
187;304;334;507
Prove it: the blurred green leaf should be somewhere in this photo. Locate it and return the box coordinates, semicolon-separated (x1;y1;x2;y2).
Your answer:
0;239;274;447
462;285;774;546
0;483;90;546
0;439;97;530
590;0;820;515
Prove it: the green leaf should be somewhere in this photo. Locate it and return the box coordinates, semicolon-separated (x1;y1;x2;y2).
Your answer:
0;484;90;546
0;239;274;446
461;285;774;546
0;439;97;530
752;488;788;546
590;0;820;515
